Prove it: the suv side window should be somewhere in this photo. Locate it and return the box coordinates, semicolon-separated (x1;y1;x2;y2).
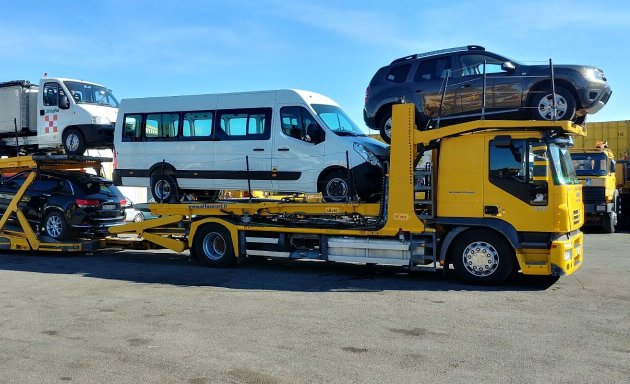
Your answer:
413;57;452;82
386;64;411;83
460;54;507;76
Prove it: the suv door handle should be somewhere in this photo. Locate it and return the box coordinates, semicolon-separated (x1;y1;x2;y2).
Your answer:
253;148;265;152
277;148;290;152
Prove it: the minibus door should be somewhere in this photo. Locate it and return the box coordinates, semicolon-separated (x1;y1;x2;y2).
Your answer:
273;106;325;193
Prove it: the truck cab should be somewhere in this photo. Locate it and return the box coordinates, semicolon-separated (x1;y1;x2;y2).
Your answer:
37;77;119;155
569;145;618;232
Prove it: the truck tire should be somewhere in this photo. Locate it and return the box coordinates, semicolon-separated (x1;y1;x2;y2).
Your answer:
193;223;237;267
529;86;576;121
150;173;179;203
451;229;515;285
602;212;616;234
62;128;86;155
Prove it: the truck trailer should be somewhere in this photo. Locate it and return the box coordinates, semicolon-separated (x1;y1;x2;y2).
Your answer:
0;76;118;156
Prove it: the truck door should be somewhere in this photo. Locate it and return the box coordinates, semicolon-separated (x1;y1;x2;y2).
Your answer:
272;105;325;193
38;81;72;146
213;108;273;191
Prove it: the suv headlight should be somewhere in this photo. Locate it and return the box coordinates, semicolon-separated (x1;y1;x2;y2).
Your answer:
92;116;111;125
353;142;382;168
584;68;605;82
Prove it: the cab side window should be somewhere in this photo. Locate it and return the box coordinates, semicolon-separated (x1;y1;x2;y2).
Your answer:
280;106;324;144
43;83;66;106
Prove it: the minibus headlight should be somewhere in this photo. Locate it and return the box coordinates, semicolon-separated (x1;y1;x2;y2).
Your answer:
92;116;111;125
353;143;382;168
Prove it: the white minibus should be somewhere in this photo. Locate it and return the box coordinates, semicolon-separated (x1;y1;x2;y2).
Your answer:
112;89;388;202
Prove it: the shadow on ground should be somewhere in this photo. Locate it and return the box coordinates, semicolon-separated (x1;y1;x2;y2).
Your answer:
0;249;561;293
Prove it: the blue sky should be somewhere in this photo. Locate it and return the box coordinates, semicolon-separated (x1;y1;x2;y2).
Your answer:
1;0;628;132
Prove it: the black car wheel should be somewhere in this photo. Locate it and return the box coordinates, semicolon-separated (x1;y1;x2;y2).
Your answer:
320;169;356;202
133;212;145;223
150;173;179;203
530;86;576;121
44;211;70;241
62;128;86;155
379;110;393;144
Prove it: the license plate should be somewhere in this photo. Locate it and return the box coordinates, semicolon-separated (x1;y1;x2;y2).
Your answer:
101;204;116;210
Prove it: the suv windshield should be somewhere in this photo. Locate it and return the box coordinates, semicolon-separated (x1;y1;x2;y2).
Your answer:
571;152;609;176
312;104;366;136
549;144;580;185
64;81;119;108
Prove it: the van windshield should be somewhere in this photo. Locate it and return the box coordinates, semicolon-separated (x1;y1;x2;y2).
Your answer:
64;81;119;108
312;104;366;137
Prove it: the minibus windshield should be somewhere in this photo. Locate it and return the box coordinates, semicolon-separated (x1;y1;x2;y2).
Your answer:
312;104;366;136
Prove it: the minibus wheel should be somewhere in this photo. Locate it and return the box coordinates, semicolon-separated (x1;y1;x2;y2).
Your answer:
320;169;356;202
193;223;236;267
451;229;515;284
150;174;179;203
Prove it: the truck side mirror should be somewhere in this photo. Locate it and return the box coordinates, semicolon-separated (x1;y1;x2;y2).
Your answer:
59;95;70;109
531;144;549;184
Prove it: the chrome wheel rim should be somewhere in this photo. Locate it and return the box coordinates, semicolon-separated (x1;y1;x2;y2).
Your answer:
154;180;171;200
65;133;80;152
537;93;568;120
384;117;392;139
133;213;144;222
462;241;499;277
46;215;63;238
202;232;226;261
325;177;349;201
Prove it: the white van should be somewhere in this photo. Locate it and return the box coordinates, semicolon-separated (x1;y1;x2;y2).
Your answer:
112;89;388;202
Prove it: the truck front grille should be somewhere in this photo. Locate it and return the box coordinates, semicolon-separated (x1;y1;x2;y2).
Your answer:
582;186;605;204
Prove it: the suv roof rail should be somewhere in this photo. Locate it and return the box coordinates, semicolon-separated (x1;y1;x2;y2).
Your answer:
390;45;485;64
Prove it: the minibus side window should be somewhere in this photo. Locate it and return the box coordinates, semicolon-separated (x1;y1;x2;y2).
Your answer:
215;108;271;141
145;113;179;140
182;111;213;138
280;106;324;144
122;114;143;142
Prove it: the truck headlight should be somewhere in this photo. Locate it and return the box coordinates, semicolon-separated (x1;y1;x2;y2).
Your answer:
353;143;382;168
92;116;111;125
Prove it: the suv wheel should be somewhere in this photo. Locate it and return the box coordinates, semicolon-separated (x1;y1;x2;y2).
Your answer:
530;86;576;121
44;211;70;241
379;110;393;144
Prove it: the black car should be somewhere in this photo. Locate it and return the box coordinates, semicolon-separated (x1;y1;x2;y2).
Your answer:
0;170;126;240
364;45;612;142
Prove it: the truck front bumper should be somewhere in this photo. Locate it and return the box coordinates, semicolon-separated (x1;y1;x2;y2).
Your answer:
516;231;583;276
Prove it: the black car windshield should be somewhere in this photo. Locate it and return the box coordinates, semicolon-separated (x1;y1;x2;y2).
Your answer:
571;152;609;176
312;104;366;136
64;81;119;108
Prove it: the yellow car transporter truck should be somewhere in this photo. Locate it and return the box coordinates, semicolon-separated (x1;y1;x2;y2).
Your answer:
108;104;585;284
0;104;585;284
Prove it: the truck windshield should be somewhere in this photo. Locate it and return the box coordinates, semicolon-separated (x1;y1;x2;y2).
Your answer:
549;144;580;185
311;104;366;137
64;81;119;108
570;152;608;177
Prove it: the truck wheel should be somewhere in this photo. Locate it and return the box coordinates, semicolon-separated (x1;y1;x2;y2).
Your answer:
451;229;515;285
378;110;392;144
150;173;179;203
602;212;616;234
529;86;576;121
62;128;86;155
44;211;69;241
193;223;236;267
320;169;356;202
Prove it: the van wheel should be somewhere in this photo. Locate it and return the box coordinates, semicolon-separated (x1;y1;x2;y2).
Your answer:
193;223;236;267
320;170;356;202
378;110;392;144
529;86;576;121
451;229;515;285
62;128;86;155
150;173;179;203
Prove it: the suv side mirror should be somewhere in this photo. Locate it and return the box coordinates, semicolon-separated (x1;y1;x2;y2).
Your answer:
59;95;70;109
501;61;516;72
